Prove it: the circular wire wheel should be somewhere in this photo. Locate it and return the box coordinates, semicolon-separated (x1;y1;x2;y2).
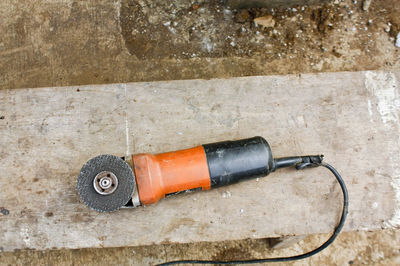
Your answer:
77;154;135;212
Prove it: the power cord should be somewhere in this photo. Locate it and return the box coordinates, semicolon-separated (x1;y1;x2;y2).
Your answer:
157;162;349;265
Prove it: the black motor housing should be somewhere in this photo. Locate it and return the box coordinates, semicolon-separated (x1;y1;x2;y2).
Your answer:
203;136;275;187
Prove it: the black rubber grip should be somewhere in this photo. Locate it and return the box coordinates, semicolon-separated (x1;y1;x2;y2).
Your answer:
203;136;274;187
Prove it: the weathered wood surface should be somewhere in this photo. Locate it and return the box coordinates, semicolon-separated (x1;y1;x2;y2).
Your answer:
1;71;399;252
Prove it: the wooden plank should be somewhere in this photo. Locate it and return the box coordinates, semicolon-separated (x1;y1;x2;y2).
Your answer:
0;71;399;252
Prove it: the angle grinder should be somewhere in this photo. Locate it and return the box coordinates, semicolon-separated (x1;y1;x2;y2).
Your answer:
77;136;348;264
78;136;324;211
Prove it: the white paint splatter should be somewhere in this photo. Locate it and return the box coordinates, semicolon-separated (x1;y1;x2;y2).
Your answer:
365;72;400;125
367;99;374;123
296;115;305;126
365;71;400;227
390;171;400;227
20;228;30;246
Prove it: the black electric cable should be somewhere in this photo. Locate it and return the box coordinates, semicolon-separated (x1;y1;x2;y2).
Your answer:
157;162;349;265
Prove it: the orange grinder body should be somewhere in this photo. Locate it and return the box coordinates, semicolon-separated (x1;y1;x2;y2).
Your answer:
132;136;275;205
132;146;211;205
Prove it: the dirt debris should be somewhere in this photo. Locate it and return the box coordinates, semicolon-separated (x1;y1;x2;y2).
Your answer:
363;0;372;11
254;15;276;28
235;9;253;23
0;0;399;90
119;0;399;61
